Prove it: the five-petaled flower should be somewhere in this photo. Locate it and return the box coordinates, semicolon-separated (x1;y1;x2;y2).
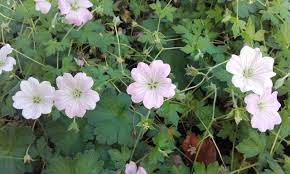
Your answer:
58;0;93;26
54;72;100;118
125;161;147;174
244;88;281;132
127;60;176;109
226;45;276;95
12;77;55;119
0;44;16;75
35;0;51;14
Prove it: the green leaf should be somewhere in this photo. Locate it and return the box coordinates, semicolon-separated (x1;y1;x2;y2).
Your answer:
150;1;176;22
0;126;33;174
44;118;85;155
236;131;267;158
157;101;184;126
43;150;104;174
231;19;246;38
284;156;290;173
87;90;134;145
108;147;130;169
193;162;219;174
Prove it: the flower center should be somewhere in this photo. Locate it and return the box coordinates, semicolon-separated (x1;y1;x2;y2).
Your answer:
257;101;265;111
0;60;4;67
70;1;78;10
32;96;42;104
72;89;82;98
243;68;254;78
147;80;159;89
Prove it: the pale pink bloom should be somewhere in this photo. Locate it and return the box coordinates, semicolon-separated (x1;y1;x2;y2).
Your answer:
54;72;100;118
0;44;16;74
125;161;147;174
35;0;51;14
244;88;281;132
226;45;276;95
58;0;93;26
127;60;176;109
12;77;55;119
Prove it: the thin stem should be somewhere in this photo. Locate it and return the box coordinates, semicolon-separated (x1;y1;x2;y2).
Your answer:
229;163;258;174
13;49;45;67
270;126;281;156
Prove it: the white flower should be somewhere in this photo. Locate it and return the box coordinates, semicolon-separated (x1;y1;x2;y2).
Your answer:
12;77;55;119
35;0;51;14
226;45;276;95
54;72;100;118
125;161;147;174
127;60;176;109
244;88;281;132
0;44;16;74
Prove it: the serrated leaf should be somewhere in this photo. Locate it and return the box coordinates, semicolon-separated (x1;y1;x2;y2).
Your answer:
43;150;104;174
0;126;33;174
87;90;134;145
236;131;266;158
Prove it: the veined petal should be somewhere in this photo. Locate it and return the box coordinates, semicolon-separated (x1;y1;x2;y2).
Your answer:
158;78;176;98
226;55;243;75
244;93;260;115
35;0;51;14
127;82;147;103
74;72;94;90
58;0;71;14
0;44;13;59
125;161;137;174
20;77;40;95
12;91;33;109
56;73;75;90
76;0;93;8
150;60;171;79
131;62;151;83
2;56;16;72
81;90;100;110
143;90;164;109
137;167;147;174
22;105;42;119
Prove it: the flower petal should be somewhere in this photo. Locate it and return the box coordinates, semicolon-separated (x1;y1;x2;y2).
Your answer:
22;105;42;119
143;90;164;109
0;44;13;59
131;62;151;83
244;93;259;115
150;60;171;79
12;91;33;109
35;1;51;14
2;56;16;72
125;161;137;174
74;72;94;90
58;0;71;14
76;0;93;8
127;82;147;103
137;167;147;174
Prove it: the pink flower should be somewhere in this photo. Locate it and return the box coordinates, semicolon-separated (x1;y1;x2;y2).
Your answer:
35;0;51;14
12;77;55;119
0;44;16;74
125;161;147;174
244;88;281;132
226;45;276;95
127;60;176;109
58;0;93;26
54;73;100;118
